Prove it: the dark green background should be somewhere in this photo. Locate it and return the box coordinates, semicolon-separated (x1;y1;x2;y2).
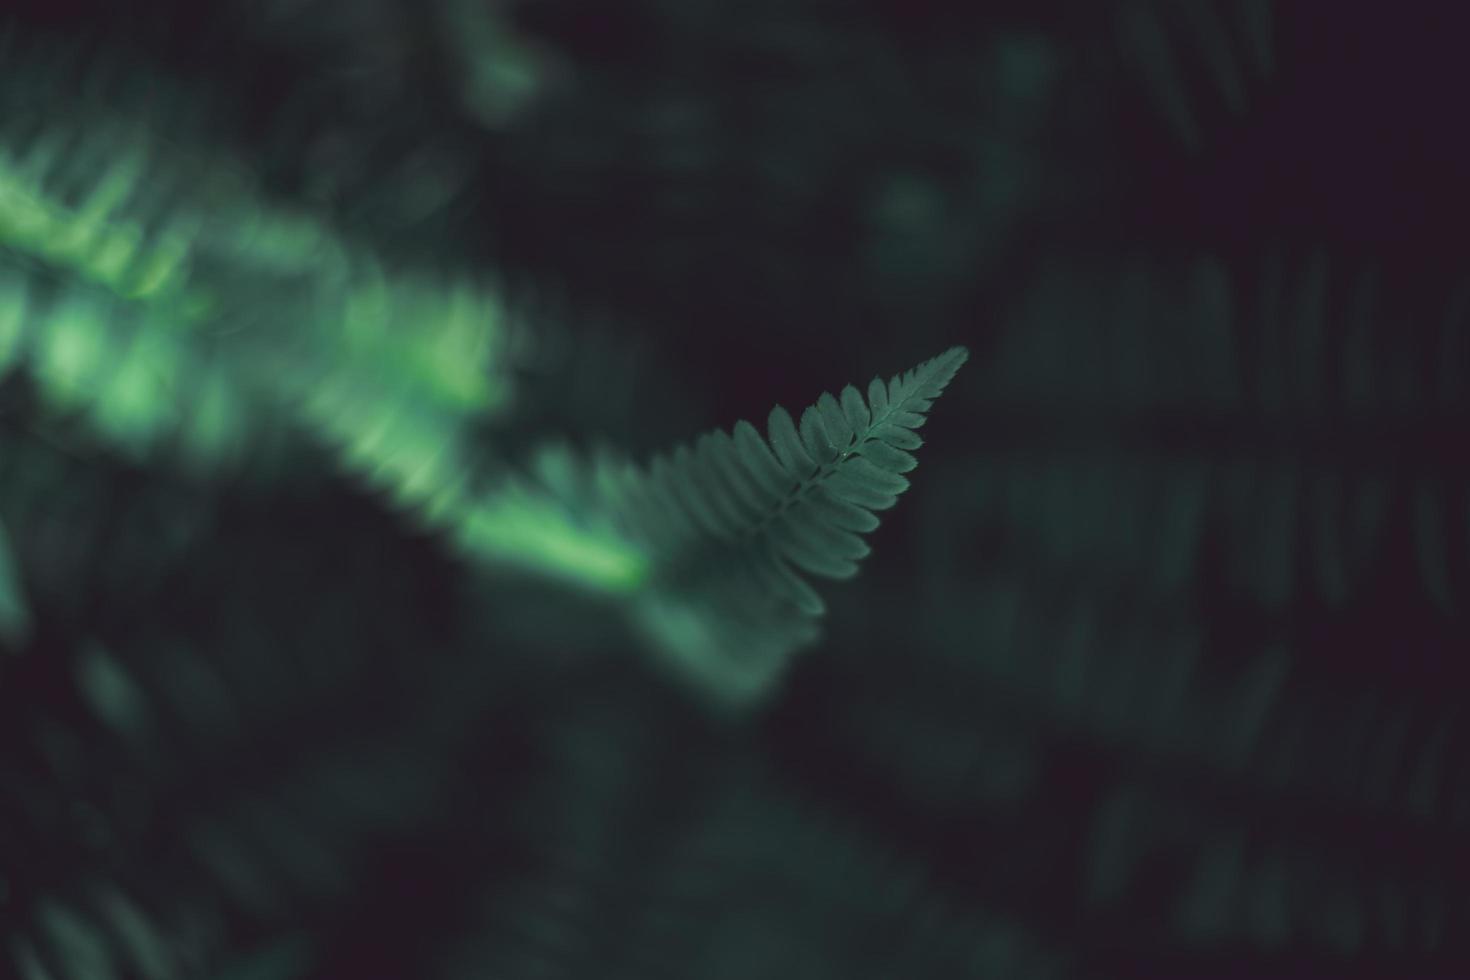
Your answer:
2;1;1468;978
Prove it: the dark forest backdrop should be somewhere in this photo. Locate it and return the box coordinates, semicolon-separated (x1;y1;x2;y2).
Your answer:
1;1;1469;978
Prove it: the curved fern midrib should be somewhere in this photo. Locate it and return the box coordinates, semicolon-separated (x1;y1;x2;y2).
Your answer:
739;437;864;541
738;368;935;543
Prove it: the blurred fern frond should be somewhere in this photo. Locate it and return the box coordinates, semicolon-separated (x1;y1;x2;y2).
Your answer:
0;28;520;497
1115;0;1275;153
956;249;1470;618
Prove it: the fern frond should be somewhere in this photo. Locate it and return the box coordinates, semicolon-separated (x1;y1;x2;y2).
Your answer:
1117;0;1275;153
977;250;1470;615
438;348;967;703
642;346;964;554
0;438;466;979
621;346;969;704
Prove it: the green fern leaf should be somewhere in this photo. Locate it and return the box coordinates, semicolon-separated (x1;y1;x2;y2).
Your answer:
766;404;816;477
807;486;882;533
760;546;826;616
817;391;854;448
799;405;839;464
866;376;889;414
872;423;923;450
623;346;968;704
840;384;870;433
732;419;788;497
825;468;900;511
861;439;917;473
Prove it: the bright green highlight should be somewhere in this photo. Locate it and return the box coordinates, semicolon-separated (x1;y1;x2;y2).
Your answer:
94;334;178;452
0;86;971;709
0;156;195;305
295;360;640;595
35;296;109;407
0;102;515;486
457;489;649;594
333;275;505;415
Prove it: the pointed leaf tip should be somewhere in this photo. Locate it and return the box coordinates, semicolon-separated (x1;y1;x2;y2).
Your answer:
932;345;970;380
